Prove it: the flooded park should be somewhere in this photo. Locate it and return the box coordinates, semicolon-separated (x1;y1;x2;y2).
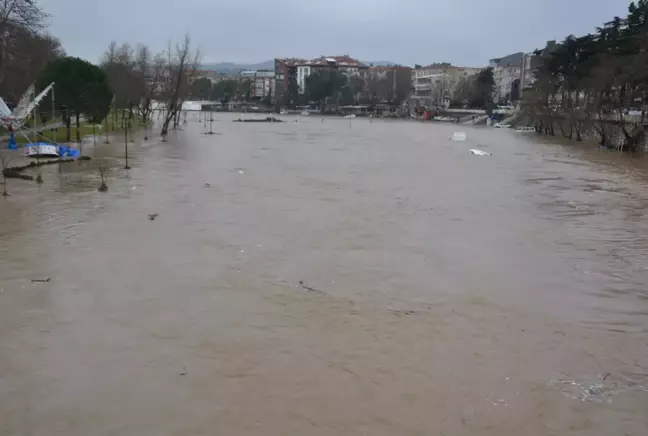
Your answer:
1;114;648;435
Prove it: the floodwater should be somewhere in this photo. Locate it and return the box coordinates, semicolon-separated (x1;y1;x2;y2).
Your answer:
1;114;648;436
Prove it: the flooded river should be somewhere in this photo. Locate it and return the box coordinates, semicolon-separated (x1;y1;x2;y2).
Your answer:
1;114;648;435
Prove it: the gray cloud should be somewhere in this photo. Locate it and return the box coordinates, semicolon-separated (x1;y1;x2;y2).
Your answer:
40;0;630;66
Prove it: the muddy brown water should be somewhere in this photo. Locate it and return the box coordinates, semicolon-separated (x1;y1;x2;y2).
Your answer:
1;114;648;435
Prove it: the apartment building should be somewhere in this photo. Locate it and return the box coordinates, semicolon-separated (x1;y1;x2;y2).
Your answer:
411;63;481;107
489;52;524;103
274;56;369;99
239;70;275;98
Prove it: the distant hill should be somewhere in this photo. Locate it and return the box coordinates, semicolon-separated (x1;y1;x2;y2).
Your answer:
200;60;275;75
200;60;399;75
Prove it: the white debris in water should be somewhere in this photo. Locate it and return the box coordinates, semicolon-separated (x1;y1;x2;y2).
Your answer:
237;170;244;174
469;149;491;156
451;132;467;141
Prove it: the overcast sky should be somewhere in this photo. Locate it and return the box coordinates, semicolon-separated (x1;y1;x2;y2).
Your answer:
41;0;630;66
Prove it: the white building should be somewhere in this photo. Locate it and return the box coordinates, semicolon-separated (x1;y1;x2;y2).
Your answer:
411;63;480;106
295;56;368;94
296;66;311;94
239;70;275;98
489;52;523;104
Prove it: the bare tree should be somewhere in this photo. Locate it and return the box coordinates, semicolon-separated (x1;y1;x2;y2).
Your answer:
159;35;199;136
101;42;140;123
134;44;155;124
0;0;48;90
0;27;63;100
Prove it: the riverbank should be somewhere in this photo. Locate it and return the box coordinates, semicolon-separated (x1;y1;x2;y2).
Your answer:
2;157;78;180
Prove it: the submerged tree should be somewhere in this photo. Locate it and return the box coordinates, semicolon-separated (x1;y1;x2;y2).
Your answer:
158;35;199;136
98;165;108;192
522;0;648;149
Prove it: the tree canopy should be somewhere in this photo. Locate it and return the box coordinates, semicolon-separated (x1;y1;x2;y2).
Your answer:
37;57;113;124
521;0;648;148
305;70;347;108
473;68;496;112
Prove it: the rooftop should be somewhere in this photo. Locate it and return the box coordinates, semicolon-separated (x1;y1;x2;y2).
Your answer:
276;56;367;68
369;65;412;71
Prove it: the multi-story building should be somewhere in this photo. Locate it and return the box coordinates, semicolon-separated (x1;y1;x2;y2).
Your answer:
411;63;481;107
489;52;524;104
239;70;275;99
519;41;557;98
274;56;369;100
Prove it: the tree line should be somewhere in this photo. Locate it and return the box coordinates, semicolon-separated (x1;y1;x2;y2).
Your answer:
0;0;63;105
188;76;257;103
523;0;648;150
298;67;413;110
99;37;199;137
1;1;200;142
451;68;496;111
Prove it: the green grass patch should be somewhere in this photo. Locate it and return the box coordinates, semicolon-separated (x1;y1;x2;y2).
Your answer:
3;116;147;144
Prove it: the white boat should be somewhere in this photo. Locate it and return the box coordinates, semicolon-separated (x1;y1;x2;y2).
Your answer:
344;114;356;119
494;122;511;128
469;149;491;156
24;142;60;157
280;110;289;115
514;126;535;133
301;110;310;116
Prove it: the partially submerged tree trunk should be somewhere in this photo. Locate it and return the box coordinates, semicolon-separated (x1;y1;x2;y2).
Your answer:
592;119;612;147
124;120;130;169
75;111;81;143
64;110;71;142
160;36;199;136
98;165;108;192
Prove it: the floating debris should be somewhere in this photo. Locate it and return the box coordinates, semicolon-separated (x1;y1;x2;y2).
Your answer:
549;371;648;403
451;132;467;141
204;183;211;188
233;117;283;123
31;277;51;283
179;366;187;376
148;213;159;221
389;308;416;316
469;149;491;156
298;280;323;293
